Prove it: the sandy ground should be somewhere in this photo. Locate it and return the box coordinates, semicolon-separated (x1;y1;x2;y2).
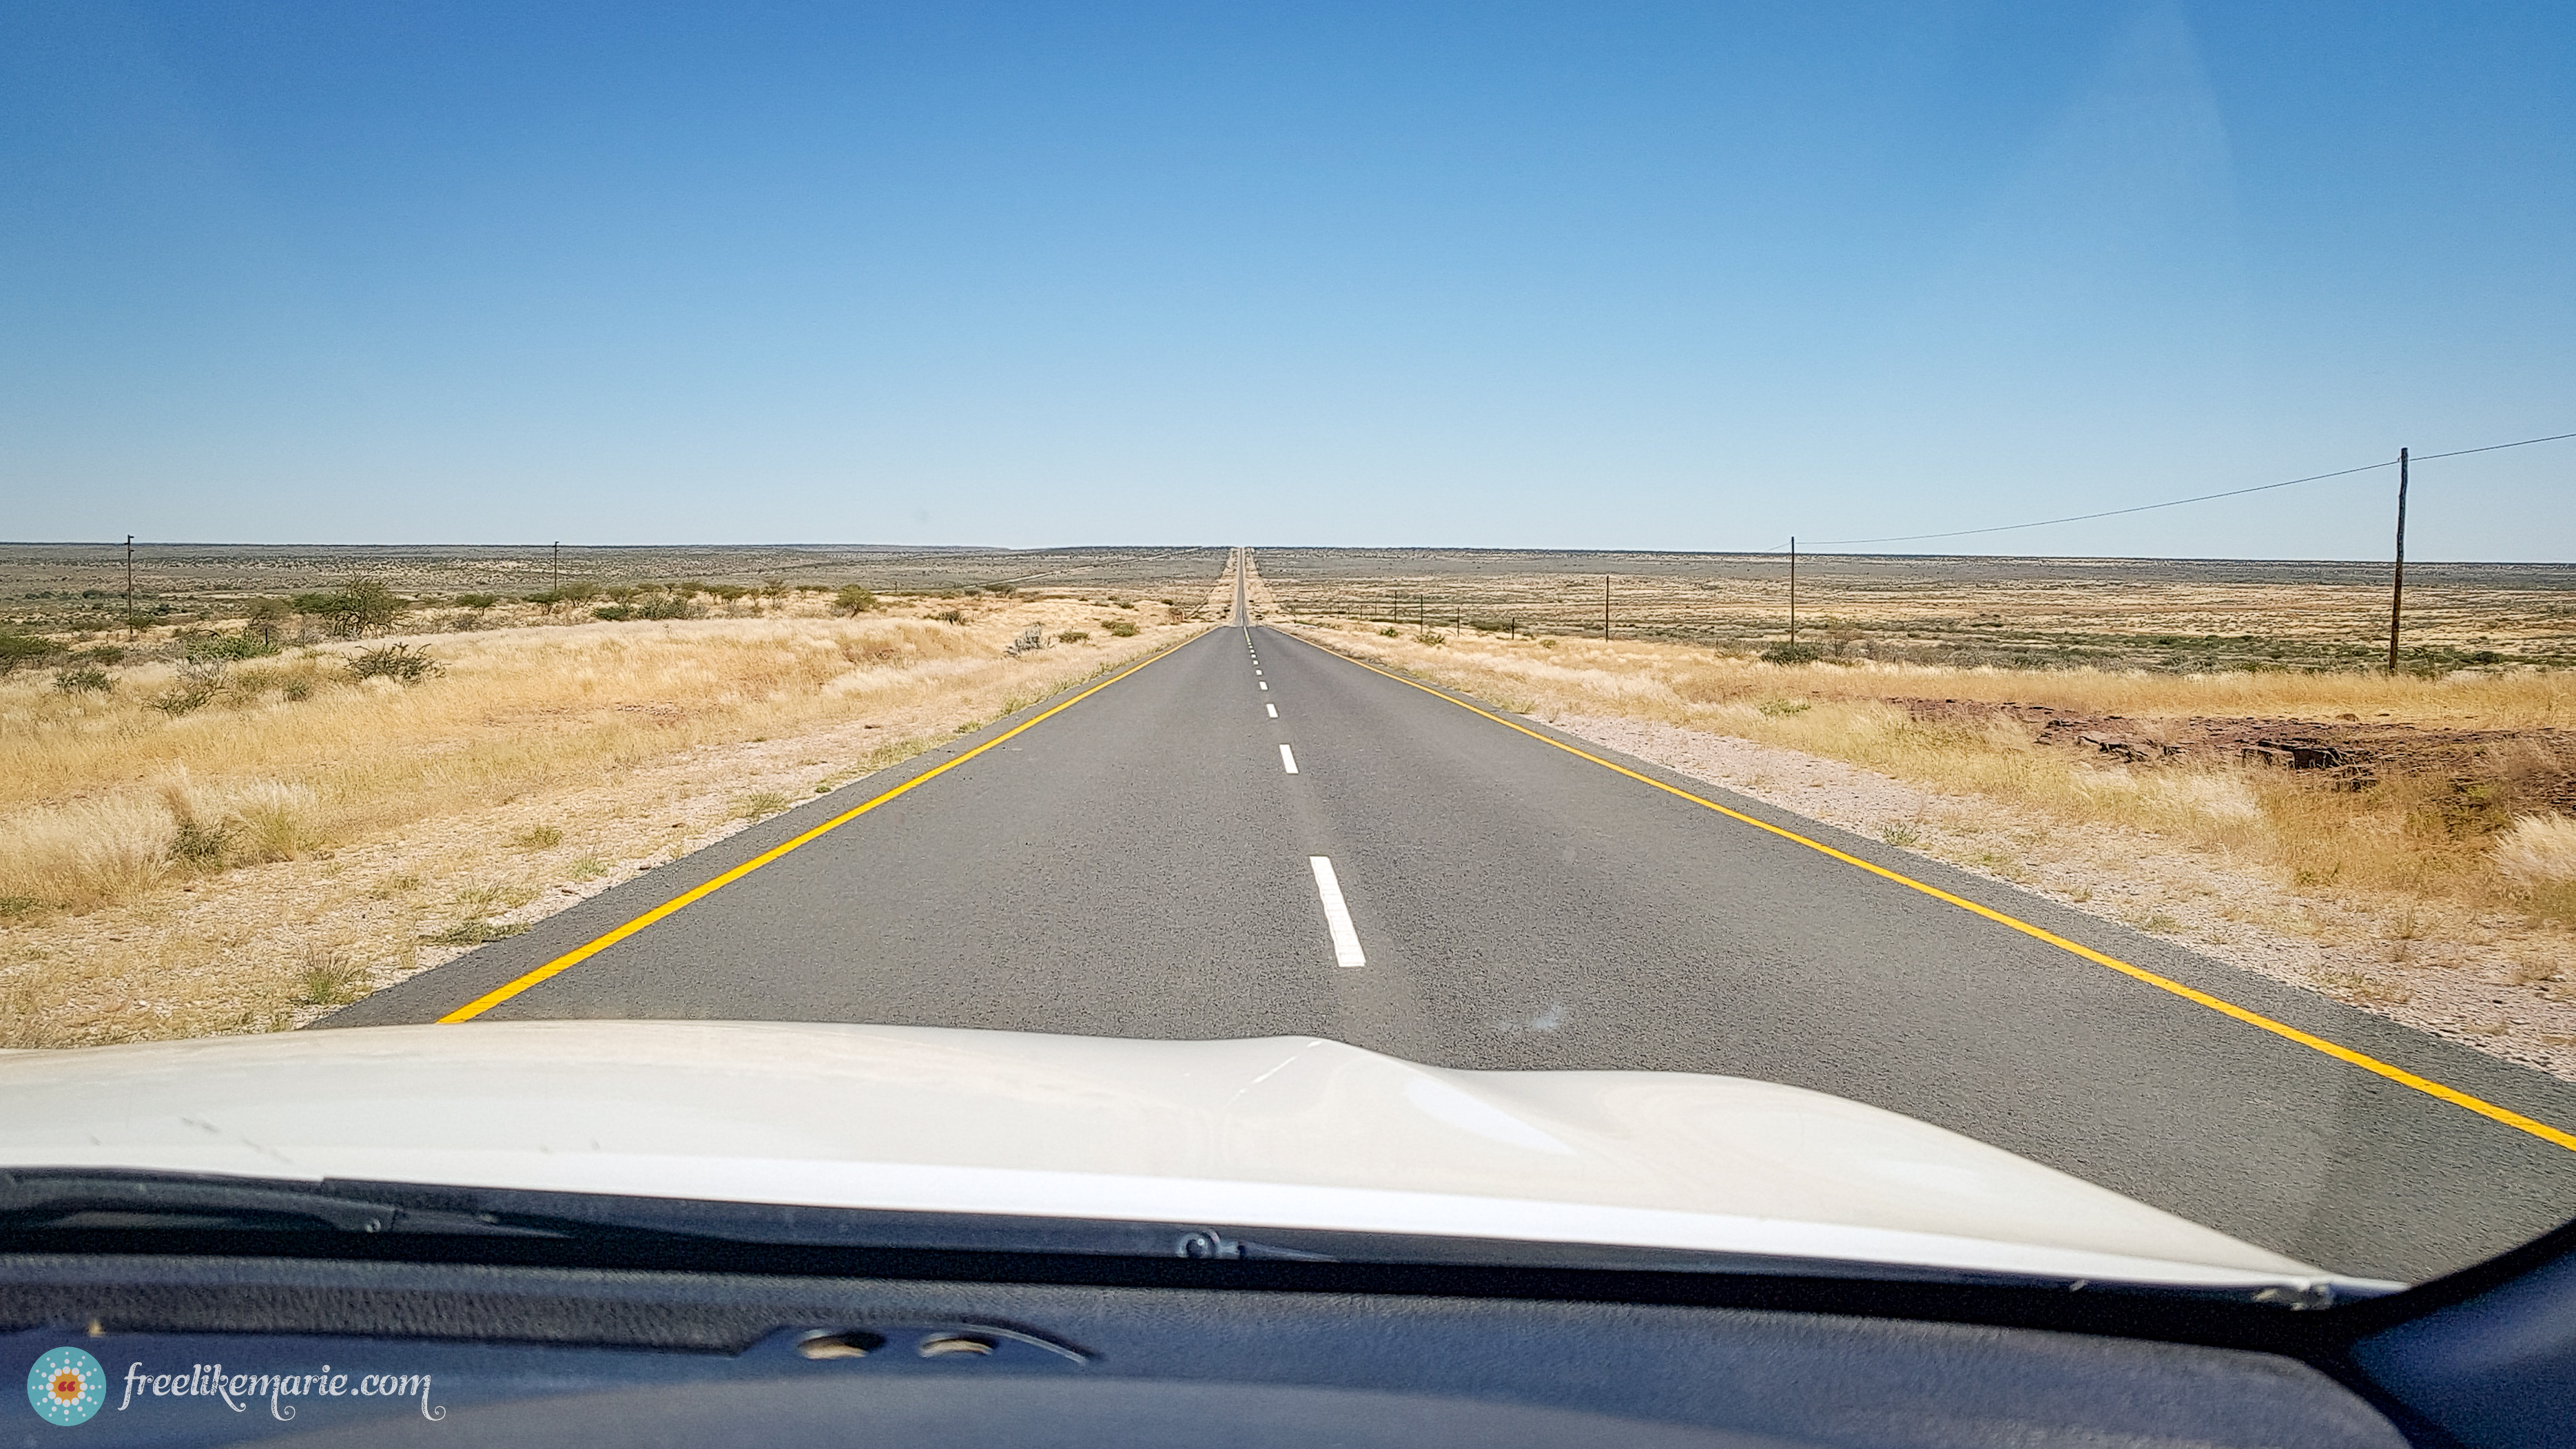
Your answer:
1549;712;2576;1082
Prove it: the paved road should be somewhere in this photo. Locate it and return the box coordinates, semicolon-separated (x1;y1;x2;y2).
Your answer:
334;566;2576;1281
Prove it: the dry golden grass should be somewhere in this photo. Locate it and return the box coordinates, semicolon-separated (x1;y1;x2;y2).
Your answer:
0;598;1203;1045
1286;621;2576;980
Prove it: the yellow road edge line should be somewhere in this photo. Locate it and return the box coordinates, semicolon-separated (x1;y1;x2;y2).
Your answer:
1284;631;2576;1154
436;631;1211;1023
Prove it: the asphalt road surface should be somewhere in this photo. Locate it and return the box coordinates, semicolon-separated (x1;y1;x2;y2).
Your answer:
334;557;2576;1282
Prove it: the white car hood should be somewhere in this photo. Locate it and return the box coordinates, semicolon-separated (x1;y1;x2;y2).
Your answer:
0;1020;2373;1293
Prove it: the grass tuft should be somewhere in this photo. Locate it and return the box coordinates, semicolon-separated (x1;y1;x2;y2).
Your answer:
294;947;369;1007
423;920;528;946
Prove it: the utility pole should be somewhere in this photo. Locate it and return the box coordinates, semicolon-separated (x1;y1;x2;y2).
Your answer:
124;535;134;613
2387;449;2409;676
1602;575;1610;641
1789;537;1797;645
552;541;561;591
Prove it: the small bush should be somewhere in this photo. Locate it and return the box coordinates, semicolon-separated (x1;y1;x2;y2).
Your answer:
1380;626;1399;637
1056;630;1090;644
151;659;227;715
568;856;610;880
189;631;279;661
452;593;499;609
0;896;43;920
736;790;791;819
1414;630;1446;646
593;604;634;621
630;595;699;620
1762;642;1824;664
1756;699;1811;717
1102;619;1140;637
0;633;61;674
349;644;440;683
511;825;565;850
1882;824;1922;847
1466;617;1517;634
52;667;112;692
73;645;126;665
931;609;967;624
834;585;878;615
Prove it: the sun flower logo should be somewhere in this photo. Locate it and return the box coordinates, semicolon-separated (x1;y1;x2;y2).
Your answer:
25;1348;105;1426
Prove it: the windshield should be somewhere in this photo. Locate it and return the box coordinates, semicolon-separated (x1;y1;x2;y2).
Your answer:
1;2;2570;1302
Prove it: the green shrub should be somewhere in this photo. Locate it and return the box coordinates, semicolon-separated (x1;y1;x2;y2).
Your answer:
1102;619;1140;637
511;825;564;850
349;643;440;683
0;633;61;674
453;593;499;609
592;604;633;621
1380;626;1399;637
631;594;699;619
1755;699;1811;717
1414;630;1446;646
52;667;112;692
834;585;878;615
74;644;125;665
1055;629;1089;644
189;630;278;661
290;578;406;637
1761;642;1824;664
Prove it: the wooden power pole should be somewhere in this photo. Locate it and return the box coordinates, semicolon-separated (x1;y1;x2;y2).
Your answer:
2387;449;2409;675
1789;537;1798;645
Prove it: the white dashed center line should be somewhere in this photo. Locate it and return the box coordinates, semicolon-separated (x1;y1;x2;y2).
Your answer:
1258;681;1267;690
1279;744;1299;774
1266;703;1277;717
1309;857;1366;969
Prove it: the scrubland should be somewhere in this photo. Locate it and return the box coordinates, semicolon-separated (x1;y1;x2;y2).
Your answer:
1286;620;2576;1073
0;594;1201;1045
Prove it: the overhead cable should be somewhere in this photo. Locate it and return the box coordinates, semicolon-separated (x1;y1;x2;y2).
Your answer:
1794;429;2575;550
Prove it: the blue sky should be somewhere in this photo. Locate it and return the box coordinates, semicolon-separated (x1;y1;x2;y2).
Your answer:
2;2;2569;558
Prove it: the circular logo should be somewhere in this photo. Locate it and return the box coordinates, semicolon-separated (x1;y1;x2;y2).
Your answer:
26;1348;105;1427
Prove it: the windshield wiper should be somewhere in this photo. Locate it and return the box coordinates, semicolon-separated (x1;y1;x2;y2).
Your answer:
0;1170;554;1237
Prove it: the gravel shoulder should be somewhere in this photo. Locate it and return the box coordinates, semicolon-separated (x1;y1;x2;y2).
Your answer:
1550;712;2576;1084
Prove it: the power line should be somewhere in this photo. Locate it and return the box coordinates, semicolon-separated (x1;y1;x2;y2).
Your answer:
1795;428;2575;550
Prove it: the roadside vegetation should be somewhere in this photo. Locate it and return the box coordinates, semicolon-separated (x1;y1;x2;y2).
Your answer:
0;595;1202;1046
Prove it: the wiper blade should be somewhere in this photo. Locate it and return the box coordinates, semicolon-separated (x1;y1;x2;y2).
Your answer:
0;1170;552;1237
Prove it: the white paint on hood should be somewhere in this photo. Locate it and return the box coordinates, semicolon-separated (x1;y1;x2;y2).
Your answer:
0;1020;2380;1293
